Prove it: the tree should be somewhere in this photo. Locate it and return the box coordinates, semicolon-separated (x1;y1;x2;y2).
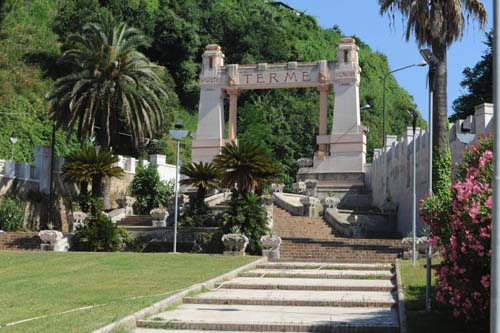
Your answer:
47;13;168;152
451;31;492;121
213;141;281;194
63;147;124;197
180;162;220;201
130;165;174;214
379;0;487;192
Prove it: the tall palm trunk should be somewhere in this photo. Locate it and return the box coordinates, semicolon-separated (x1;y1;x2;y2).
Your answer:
92;175;103;197
431;41;452;194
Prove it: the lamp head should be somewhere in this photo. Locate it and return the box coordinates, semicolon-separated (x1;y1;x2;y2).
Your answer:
406;108;418;119
174;120;184;130
419;49;439;66
9;133;17;145
360;104;371;110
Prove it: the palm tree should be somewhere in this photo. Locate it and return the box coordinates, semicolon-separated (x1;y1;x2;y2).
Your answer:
180;162;220;200
46;14;167;151
63;148;124;197
379;0;487;191
213;141;281;194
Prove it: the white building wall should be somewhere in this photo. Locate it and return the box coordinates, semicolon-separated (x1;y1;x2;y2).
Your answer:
368;103;494;237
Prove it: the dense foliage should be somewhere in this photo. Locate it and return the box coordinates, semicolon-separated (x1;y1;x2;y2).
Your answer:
451;31;492;121
0;0;421;183
223;191;269;254
72;211;131;251
130;165;174;214
420;135;492;322
63;148;124;197
47;13;168;151
0;197;25;231
180;161;220;201
214;141;281;194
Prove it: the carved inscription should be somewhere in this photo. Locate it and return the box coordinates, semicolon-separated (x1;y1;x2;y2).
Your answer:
239;71;313;86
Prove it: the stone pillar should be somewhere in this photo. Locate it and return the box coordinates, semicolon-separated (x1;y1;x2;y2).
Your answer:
317;84;330;155
226;88;239;141
323;37;366;173
35;145;52;193
192;44;227;163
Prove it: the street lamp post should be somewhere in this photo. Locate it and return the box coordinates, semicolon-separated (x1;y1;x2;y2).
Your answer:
382;62;427;200
420;48;439;313
9;133;17;160
491;1;500;331
169;120;189;254
407;108;418;266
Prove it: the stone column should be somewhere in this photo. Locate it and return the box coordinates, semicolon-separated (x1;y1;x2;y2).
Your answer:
226;88;240;141
318;84;330;154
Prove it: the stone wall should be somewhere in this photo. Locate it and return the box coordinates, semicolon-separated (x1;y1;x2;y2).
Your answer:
368;103;493;237
0;232;41;250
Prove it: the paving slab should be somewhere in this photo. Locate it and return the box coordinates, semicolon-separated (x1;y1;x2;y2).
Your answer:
138;304;399;332
129;328;300;333
184;288;396;307
258;262;393;270
241;268;394;279
219;276;395;291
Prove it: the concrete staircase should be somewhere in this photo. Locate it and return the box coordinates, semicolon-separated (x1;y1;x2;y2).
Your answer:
132;261;400;333
117;215;154;228
273;207;402;263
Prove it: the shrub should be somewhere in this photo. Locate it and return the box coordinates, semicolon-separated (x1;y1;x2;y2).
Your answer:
131;165;174;214
72;212;131;251
0;197;25;231
223;191;269;254
180;200;221;228
421;135;492;322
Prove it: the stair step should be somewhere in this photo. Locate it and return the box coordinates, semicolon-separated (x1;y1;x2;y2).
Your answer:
183;289;396;308
240;268;393;280
257;262;392;271
137;304;399;333
218;276;395;292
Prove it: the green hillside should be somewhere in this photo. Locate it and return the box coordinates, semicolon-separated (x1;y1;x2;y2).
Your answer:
0;0;423;184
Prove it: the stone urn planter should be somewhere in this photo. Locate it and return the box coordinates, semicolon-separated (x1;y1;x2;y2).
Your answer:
300;196;321;217
261;235;282;260
150;208;169;228
67;211;88;232
402;236;429;259
117;196;136;216
39;230;64;251
292;182;306;195
322;196;341;210
221;233;249;255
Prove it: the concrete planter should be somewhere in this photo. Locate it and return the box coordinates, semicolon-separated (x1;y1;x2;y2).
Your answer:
150;208;169;228
221;233;249;255
261;235;282;260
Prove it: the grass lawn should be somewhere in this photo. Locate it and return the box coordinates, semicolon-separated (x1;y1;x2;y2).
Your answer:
0;251;257;333
399;258;487;333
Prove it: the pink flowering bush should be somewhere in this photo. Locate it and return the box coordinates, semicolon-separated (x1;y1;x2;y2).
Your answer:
421;135;492;322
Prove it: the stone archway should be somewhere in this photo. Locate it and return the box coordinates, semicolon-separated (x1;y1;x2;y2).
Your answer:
192;38;367;177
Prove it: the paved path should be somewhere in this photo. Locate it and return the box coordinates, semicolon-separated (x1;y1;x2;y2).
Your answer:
132;261;400;333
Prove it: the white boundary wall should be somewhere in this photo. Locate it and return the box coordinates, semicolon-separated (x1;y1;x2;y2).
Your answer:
0;149;177;194
368;103;493;237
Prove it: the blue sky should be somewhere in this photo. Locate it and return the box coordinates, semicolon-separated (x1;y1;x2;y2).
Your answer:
285;0;493;122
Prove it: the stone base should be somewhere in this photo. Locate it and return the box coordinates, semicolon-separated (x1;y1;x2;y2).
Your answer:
316;132;366;173
192;138;234;163
262;248;280;260
402;250;427;260
40;244;54;251
297;170;365;183
223;251;246;256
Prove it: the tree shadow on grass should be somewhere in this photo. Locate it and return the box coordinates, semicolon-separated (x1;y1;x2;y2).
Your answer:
405;285;488;333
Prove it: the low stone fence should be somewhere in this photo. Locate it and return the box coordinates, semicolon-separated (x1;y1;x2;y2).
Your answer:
0;232;41;250
273;193;304;216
